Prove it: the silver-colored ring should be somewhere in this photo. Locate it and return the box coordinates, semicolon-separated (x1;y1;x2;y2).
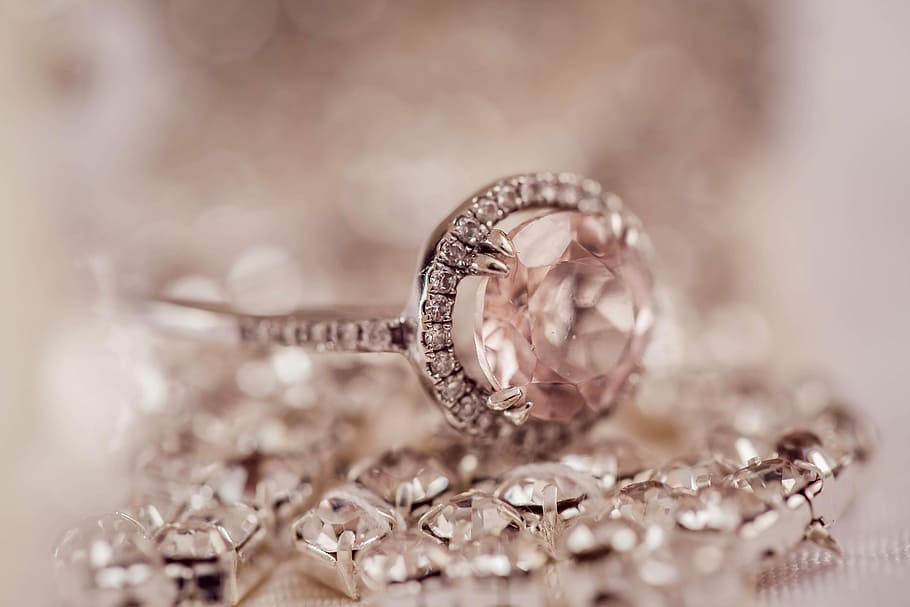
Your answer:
135;172;655;438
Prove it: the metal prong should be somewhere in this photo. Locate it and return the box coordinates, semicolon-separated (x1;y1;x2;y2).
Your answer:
804;520;843;557
482;229;516;258
471;254;511;277
487;386;525;411
503;402;534;426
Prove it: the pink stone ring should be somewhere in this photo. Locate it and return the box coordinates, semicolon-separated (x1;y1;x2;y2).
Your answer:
140;173;656;438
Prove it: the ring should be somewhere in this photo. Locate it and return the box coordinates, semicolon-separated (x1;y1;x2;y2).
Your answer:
137;172;655;437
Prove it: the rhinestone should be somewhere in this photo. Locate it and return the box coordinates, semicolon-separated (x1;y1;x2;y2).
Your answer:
728;458;823;505
706;426;774;471
496;463;596;512
428;350;457;377
439;237;469;266
445;533;548;579
561;439;650;491
518;182;538;204
775;430;838;476
334;321;359;350
674;486;769;534
293;485;394;554
439;374;466;401
423;294;454;322
474;197;501;224
180;502;263;551
453;216;483;247
55;513;176;607
358;531;449;590
428;265;457;294
560;514;645;560
211;452;315;524
419;490;524;548
498;186;520;211
650;458;721;493
610;481;683;529
810;403;876;463
353;448;452;506
423;324;451;350
361;320;392;351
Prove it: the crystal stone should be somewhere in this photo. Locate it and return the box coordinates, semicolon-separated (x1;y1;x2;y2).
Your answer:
353;448;452;507
293;485;394;554
496;463;597;513
728;458;823;505
358;531;450;590
475;211;652;422
419;490;524;548
55;513;176;607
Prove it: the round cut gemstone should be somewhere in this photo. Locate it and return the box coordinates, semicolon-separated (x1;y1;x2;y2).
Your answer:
475;211;652;421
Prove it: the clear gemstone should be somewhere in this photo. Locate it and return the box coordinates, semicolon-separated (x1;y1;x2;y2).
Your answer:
180;503;263;551
445;533;548;579
561;439;650;492
560;514;645;560
674;486;769;533
429;350;457;377
651;458;721;493
497;186;520;211
361;320;392;351
609;481;683;529
354;448;452;506
424;294;454;322
775;430;838;476
728;458;823;505
474;197;500;224
423;324;451;350
496;463;595;512
293;485;393;554
439;237;469;265
440;374;466;401
476;211;652;422
358;531;449;590
420;491;523;548
454;216;483;246
54;513;176;607
428;265;457;293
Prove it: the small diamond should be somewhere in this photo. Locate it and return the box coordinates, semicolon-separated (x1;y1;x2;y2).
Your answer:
650;458;721;493
180;503;264;551
609;480;683;529
154;520;239;605
55;513;176;607
428;350;457;377
293;485;394;554
558;183;581;206
560;514;644;560
539;182;558;203
428;265;457;294
361;320;392;351
452;393;480;419
498;186;520;211
518;182;537;204
308;322;329;346
423;324;451;350
423;294;454;322
334;321;359;350
453;216;483;247
438;237;469;266
728;458;823;504
358;531;449;590
561;439;650;492
419;491;524;548
439;374;466;402
474;197;500;224
354;448;452;506
496;463;595;512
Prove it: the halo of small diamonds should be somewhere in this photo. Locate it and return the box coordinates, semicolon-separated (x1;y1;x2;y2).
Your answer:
415;172;644;435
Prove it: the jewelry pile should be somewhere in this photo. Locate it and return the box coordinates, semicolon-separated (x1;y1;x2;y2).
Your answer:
53;174;875;607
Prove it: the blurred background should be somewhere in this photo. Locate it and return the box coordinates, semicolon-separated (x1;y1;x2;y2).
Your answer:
0;1;908;605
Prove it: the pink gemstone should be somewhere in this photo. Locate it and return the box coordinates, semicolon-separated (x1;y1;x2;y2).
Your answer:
475;212;652;422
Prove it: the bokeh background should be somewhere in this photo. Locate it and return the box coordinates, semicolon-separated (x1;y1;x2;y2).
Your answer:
1;1;908;605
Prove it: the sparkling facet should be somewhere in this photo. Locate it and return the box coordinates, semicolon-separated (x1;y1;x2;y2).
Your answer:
358;531;449;590
55;513;176;607
474;197;501;224
453;216;484;246
476;211;652;422
496;463;596;513
609;481;683;529
354;448;452;506
419;491;523;548
429;350;457;377
293;486;394;554
728;458;823;505
424;294;454;322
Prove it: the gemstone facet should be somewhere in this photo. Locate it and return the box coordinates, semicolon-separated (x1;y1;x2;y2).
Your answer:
475;211;652;422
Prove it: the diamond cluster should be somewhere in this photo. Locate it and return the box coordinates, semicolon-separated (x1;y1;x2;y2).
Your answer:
419;172;638;433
